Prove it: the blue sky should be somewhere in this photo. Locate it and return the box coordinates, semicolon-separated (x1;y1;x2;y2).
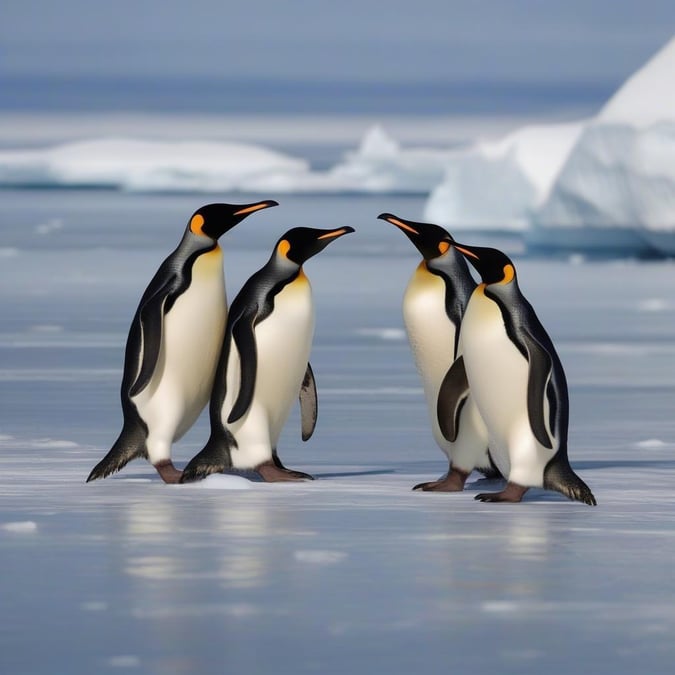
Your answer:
1;1;674;84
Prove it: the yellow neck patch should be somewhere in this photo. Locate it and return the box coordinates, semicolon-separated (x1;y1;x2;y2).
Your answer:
438;241;450;255
278;239;291;258
190;214;205;235
500;264;515;285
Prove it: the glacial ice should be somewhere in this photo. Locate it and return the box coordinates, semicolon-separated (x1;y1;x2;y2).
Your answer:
424;122;584;231
0;126;450;195
530;37;675;254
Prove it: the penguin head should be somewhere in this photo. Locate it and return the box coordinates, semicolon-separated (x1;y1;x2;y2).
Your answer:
188;200;278;240
274;226;355;265
453;243;517;285
378;213;454;260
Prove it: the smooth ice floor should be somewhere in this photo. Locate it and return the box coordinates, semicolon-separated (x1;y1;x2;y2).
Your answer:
2;210;675;674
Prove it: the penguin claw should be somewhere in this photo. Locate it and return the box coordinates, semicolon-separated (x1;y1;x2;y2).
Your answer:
256;461;314;482
413;468;469;492
474;483;528;503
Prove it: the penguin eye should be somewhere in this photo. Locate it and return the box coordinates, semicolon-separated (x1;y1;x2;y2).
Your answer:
190;214;205;235
438;241;450;254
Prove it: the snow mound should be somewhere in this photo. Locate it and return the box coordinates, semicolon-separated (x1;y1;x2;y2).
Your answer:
530;37;675;254
424;122;584;231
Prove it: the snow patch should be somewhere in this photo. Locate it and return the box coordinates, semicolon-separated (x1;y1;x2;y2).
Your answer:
107;656;141;668
2;521;38;533
634;439;668;449
33;438;79;449
185;474;253;490
356;327;407;341
638;298;672;312
294;550;348;564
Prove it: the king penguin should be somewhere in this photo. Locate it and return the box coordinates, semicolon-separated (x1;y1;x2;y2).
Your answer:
181;226;354;483
378;213;494;491
87;200;278;484
449;242;596;505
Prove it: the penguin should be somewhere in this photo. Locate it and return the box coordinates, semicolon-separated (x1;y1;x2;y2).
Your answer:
181;225;354;483
87;200;278;484
378;213;494;491
448;242;596;505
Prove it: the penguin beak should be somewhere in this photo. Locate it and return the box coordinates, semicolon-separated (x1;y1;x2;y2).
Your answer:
233;200;279;217
453;244;480;260
317;226;355;240
377;213;419;236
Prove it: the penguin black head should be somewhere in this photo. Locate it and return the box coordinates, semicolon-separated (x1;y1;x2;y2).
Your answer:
453;243;516;285
378;213;454;260
188;200;279;240
274;226;355;265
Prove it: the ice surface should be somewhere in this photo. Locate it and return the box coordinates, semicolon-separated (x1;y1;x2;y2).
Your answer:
424;122;584;231
2;192;675;674
531;37;675;254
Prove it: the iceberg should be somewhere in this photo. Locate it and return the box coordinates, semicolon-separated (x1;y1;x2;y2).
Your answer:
0;126;452;195
0;138;310;192
424;122;584;231
530;37;675;255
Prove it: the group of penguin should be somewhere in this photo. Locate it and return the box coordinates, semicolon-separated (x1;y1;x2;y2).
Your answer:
87;200;596;506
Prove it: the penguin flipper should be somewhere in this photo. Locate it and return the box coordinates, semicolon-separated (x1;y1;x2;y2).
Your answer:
299;362;318;441
128;279;175;398
227;309;259;425
181;431;236;483
522;330;554;450
437;355;470;443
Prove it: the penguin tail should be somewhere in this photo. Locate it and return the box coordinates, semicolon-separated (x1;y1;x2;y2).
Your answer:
181;432;235;484
543;455;597;506
86;424;147;482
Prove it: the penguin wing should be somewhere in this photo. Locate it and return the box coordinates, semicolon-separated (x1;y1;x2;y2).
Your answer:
299;362;318;441
522;329;554;450
436;355;470;443
128;276;177;397
227;308;259;424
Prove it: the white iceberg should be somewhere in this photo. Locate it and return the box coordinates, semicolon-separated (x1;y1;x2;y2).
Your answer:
0;126;452;195
326;125;454;193
530;37;675;254
0;138;310;192
424;122;584;231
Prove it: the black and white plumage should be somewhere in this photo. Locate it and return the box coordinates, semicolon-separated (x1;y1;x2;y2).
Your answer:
181;225;354;483
87;200;278;484
451;243;596;505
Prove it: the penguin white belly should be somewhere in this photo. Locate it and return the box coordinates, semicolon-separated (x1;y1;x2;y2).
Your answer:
403;267;489;471
227;276;314;469
403;268;457;451
460;289;554;486
133;249;226;461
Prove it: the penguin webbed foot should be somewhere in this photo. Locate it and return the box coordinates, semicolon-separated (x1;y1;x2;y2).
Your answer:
474;482;529;503
154;460;183;484
256;460;314;482
413;468;469;492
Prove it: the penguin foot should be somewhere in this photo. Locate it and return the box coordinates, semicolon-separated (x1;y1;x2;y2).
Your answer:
256;461;314;482
413;468;469;492
475;482;529;503
154;460;183;484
